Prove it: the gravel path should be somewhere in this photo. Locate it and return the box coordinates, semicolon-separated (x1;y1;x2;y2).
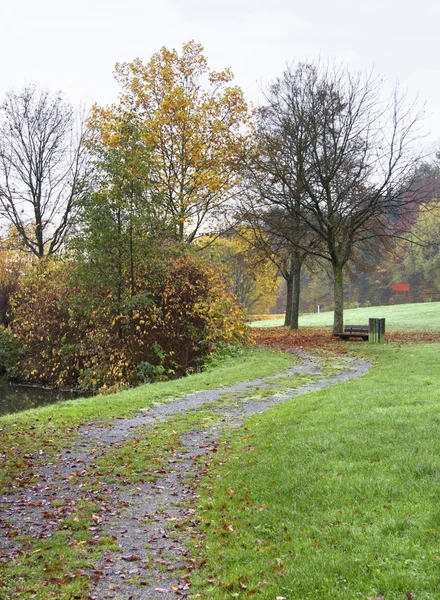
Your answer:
0;351;370;599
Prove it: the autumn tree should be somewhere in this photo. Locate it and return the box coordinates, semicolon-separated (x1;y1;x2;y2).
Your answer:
251;62;423;333
91;41;249;243
72;108;170;366
397;201;440;301
201;233;279;314
0;86;89;257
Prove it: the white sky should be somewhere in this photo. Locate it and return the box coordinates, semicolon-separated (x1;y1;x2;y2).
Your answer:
2;0;440;148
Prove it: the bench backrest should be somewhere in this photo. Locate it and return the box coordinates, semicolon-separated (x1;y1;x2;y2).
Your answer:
344;325;369;333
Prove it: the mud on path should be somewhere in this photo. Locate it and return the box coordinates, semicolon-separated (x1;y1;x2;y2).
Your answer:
0;351;370;599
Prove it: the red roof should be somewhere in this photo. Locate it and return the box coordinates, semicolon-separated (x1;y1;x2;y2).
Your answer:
391;283;410;292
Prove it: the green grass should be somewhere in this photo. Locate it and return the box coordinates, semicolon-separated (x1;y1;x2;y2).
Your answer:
251;301;440;330
0;347;297;493
4;341;440;598
0;346;298;598
192;342;440;599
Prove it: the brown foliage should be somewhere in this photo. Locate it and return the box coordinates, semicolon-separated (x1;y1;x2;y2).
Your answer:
11;253;249;391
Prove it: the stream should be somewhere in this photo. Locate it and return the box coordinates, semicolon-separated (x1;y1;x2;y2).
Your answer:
0;381;85;416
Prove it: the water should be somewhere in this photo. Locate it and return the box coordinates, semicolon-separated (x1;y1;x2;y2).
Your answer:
0;381;84;416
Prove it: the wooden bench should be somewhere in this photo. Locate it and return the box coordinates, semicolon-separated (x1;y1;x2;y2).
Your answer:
334;325;369;341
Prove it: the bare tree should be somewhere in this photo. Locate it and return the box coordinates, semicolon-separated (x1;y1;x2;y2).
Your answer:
239;99;323;329
249;62;423;333
237;196;317;329
0;86;89;257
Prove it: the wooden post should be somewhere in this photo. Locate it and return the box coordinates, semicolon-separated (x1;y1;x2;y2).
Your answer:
369;318;386;343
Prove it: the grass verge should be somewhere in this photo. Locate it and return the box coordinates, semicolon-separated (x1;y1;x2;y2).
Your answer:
192;343;440;599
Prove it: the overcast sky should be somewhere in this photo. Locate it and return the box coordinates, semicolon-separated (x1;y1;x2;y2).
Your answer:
2;0;439;147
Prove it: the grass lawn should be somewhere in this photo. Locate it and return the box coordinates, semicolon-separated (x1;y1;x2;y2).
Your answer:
251;301;440;331
0;347;297;599
192;342;440;599
2;338;440;598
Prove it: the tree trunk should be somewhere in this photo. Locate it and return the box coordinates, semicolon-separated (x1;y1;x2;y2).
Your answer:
116;209;123;340
289;256;301;330
35;219;44;258
284;250;304;329
129;188;137;366
332;261;344;334
284;274;293;327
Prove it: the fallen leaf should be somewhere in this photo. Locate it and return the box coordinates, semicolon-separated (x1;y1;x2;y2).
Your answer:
121;554;141;561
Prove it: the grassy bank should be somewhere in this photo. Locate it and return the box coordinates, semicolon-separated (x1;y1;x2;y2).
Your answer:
192;342;440;599
0;346;296;427
251;301;440;330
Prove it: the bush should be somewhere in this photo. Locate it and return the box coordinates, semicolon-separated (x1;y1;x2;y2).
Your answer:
11;251;250;391
0;248;29;326
10;259;88;387
0;326;24;378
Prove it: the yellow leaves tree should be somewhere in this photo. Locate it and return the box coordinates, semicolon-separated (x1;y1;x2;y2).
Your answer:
400;201;440;301
0;228;32;325
90;41;249;242
201;233;279;314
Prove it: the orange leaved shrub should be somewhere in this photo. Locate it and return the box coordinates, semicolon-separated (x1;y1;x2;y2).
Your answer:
11;252;249;391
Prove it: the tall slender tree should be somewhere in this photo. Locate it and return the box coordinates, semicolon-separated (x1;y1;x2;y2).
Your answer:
239;110;321;329
91;41;249;244
73;108;167;364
